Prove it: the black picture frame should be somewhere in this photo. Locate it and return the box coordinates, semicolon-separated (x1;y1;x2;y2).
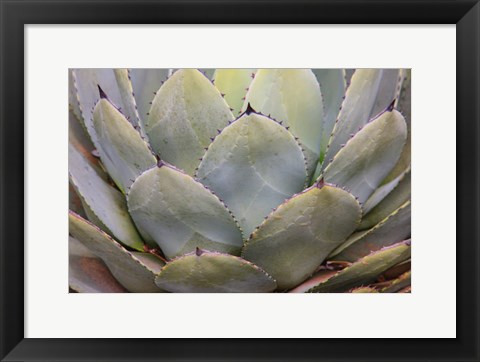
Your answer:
1;0;478;361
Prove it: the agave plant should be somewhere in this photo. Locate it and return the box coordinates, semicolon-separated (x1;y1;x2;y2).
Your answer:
69;68;411;293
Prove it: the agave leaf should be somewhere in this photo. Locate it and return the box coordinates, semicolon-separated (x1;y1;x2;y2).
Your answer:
304;240;411;293
72;69;128;142
322;69;384;172
69;144;144;251
322;109;407;204
199;68;216;80
383;69;411;184
360;170;411;230
69;109;104;174
130;252;165;274
92;97;156;193
288;270;338;293
196;112;307;236
362;168;410;215
69;212;165;293
380;270;411;293
79;196;111;234
111;69;142;132
242;184;361;290
69;69;83;122
129;69;169;129
242;69;324;174
155;249;276;293
213;69;255;115
312;69;346;161
331;202;411;262
146;69;234;175
350;286;379;293
369;69;401;118
127;163;244;259
69;237;127;293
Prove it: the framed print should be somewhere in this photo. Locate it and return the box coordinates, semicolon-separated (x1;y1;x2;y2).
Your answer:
1;0;479;361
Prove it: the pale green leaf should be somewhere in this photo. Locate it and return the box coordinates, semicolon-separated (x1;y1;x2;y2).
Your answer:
242;69;324;174
312;69;346;160
331;201;411;262
69;144;144;251
129;69;169;128
92;98;156;193
127;163;244;259
322;109;407;204
72;69;129;142
199;68;216;80
303;240;411;293
113;69;142;132
242;184;361;290
369;69;401;118
146;69;234;175
322;69;384;170
213;69;255;115
383;69;411;183
196;112;307;236
155;249;276;293
69;212;165;293
69;69;83;122
360;169;411;230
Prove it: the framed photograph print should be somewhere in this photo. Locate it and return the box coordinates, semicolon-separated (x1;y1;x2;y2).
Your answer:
1;0;478;361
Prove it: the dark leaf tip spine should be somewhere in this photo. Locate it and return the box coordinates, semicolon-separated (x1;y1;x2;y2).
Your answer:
98;85;108;100
245;103;256;115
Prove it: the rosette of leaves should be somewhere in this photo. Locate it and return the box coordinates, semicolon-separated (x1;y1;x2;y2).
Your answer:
69;68;411;293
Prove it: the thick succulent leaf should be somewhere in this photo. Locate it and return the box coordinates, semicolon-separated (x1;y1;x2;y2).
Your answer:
305;240;411;293
380;271;411;293
112;69;142;131
69;109;103;173
213;69;255;115
362;168;410;215
369;69;401;118
383;69;411;184
322;109;407;204
129;69;169;128
331;202;411;262
92;98;156;193
350;286;379;293
146;69;234;175
69;236;127;293
360;170;411;230
69;212;165;293
72;69;127;142
288;270;337;293
322;69;384;171
242;69;324;174
312;69;346;160
69;69;83;122
155;249;276;293
127;163;244;259
199;68;216;80
130;252;165;274
242;184;361;290
196;112;307;236
69;144;144;251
